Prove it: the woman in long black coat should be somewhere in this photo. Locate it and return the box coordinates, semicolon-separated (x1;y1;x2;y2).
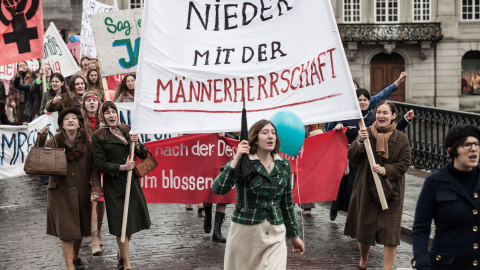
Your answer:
91;101;151;270
412;125;480;270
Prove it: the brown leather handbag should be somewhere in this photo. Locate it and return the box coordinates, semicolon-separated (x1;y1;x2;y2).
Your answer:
24;131;68;176
369;157;399;204
133;149;158;178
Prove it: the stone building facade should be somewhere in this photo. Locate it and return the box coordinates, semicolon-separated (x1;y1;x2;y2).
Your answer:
331;0;480;112
44;0;480;111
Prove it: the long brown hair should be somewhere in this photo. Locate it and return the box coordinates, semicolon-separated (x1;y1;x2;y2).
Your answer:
248;119;281;155
94;101;130;142
49;73;70;97
81;91;102;138
68;74;87;96
86;68;102;94
114;73;135;101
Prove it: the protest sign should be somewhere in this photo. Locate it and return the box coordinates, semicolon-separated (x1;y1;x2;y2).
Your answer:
140;130;347;204
0;60;39;81
0;102;175;179
67;41;81;64
0;112;58;179
80;0;118;58
90;8;143;77
44;22;80;77
0;0;44;65
132;0;361;134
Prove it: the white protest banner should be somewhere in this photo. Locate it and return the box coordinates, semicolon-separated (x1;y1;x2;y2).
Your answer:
90;8;143;77
80;0;118;58
132;0;361;134
0;60;39;81
44;22;81;77
0;112;59;179
0;102;176;179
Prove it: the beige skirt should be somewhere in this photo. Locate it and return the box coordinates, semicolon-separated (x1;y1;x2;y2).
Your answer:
224;219;287;270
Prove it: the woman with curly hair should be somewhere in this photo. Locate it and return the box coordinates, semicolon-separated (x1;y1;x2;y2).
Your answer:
114;73;135;103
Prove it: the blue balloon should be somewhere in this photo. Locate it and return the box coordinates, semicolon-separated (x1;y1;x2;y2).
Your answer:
270;111;305;157
69;35;81;43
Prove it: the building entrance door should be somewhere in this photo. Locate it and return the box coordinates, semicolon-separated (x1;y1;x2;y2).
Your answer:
370;53;405;102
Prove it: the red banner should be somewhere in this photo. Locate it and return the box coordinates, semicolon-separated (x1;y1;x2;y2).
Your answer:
107;74;126;91
0;0;44;65
67;41;80;63
139;130;347;204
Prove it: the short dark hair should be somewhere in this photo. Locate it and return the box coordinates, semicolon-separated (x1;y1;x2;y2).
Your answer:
248;119;281;155
447;138;468;160
356;88;371;100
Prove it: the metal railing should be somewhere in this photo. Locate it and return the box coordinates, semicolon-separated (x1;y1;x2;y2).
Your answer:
393;102;480;171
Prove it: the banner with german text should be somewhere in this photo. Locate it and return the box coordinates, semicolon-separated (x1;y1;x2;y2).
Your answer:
90;8;143;77
44;22;80;77
0;0;44;65
133;0;361;134
80;0;118;58
140;130;347;204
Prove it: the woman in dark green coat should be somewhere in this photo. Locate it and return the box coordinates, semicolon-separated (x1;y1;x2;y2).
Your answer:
91;101;151;270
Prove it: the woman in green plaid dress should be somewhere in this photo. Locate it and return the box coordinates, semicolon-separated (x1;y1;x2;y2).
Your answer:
213;119;305;270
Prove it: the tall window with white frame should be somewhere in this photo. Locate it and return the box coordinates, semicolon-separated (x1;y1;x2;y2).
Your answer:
344;0;361;23
375;0;399;23
462;0;480;20
130;0;144;9
413;0;430;21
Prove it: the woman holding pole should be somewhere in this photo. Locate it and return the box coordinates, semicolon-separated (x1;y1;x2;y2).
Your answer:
344;101;412;270
91;101;151;270
212;119;304;270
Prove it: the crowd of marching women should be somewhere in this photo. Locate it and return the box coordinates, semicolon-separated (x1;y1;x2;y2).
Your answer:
3;57;480;270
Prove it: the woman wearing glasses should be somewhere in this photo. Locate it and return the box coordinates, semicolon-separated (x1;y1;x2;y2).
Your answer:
412;125;480;270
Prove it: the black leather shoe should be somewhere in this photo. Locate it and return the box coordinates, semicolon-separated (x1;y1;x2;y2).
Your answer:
329;209;337;221
73;258;85;270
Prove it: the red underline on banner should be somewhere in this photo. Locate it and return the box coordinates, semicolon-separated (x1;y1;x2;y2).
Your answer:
153;93;343;113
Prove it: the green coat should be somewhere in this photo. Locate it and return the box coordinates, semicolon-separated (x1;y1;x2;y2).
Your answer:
91;126;151;236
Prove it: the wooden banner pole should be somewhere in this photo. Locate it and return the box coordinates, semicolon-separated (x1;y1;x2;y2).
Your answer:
358;118;388;210
120;143;136;242
102;77;110;101
40;59;47;93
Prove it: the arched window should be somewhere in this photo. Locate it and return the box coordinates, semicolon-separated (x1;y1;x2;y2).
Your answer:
461;51;480;95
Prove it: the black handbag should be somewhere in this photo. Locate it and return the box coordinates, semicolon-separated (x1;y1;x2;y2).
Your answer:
369;157;399;205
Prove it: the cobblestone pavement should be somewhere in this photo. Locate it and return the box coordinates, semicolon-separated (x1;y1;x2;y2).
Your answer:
0;175;416;270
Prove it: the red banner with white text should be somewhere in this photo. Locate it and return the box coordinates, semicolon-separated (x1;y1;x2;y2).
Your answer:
140;130;347;204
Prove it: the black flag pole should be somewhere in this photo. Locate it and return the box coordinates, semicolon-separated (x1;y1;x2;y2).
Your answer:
234;99;256;213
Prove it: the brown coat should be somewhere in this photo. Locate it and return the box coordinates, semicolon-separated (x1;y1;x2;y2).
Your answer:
344;128;411;246
38;129;101;240
45;92;75;113
114;91;134;103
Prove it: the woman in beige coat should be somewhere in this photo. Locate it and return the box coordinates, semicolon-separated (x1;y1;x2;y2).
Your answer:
344;101;411;270
37;107;101;270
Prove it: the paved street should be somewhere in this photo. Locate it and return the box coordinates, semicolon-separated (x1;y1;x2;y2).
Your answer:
0;174;420;270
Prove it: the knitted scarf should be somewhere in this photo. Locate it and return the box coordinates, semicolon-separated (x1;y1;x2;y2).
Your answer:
371;121;397;159
98;109;128;145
